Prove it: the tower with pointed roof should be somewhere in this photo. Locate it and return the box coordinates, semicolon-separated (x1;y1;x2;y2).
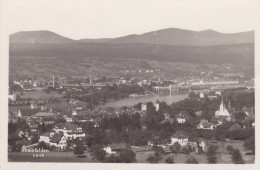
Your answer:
215;97;230;117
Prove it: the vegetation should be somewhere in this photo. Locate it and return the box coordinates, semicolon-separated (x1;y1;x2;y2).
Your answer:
73;145;85;157
244;136;255;154
186;157;199;164
165;156;174;163
206;145;218;164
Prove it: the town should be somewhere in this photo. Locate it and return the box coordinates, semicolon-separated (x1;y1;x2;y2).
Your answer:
8;67;255;163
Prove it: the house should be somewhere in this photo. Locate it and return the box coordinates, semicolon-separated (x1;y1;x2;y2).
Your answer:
195;111;202;117
103;143;127;154
8;94;17;101
26;119;39;132
228;123;242;131
197;119;214;130
53;123;85;140
175;111;190;124
39;131;67;150
171;130;189;146
42;117;55;125
154;101;160;111
199;92;205;98
32;112;56;118
65;116;73;122
141;103;147;111
160;114;174;124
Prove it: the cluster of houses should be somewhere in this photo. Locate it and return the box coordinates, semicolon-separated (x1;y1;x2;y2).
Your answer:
8;91;254;154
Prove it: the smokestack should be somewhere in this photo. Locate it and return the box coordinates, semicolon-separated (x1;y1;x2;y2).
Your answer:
53;75;55;88
89;67;92;84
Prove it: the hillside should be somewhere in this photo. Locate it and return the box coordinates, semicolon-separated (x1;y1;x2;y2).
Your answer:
9;30;75;44
10;28;254;46
9;42;254;65
109;28;254;46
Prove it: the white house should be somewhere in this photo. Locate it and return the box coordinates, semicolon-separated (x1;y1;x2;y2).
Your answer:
53;123;85;140
39;132;67;150
175;111;189;124
199;92;205;98
171;130;189;146
103;143;127;154
154;102;160;111
197;119;214;130
8;94;17;101
141;103;147;111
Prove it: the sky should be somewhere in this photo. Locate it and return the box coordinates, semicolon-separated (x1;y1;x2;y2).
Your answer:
1;0;259;40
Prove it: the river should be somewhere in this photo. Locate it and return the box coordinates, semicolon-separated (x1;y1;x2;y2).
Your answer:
101;93;188;108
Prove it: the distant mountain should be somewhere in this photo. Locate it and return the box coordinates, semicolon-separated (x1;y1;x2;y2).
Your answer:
78;38;112;43
10;30;75;44
10;28;254;46
108;28;254;46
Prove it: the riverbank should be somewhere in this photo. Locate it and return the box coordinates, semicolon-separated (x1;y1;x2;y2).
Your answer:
101;93;188;108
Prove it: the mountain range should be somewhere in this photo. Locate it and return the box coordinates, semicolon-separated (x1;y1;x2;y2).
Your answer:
9;28;254;65
10;28;254;46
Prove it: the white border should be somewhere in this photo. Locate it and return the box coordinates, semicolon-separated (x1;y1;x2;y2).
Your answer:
1;0;260;170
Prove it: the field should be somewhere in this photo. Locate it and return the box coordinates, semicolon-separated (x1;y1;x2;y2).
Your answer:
8;140;254;163
14;90;64;100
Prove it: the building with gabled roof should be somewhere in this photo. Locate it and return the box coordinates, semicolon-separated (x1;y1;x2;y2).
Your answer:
171;130;189;146
103;143;128;154
175;111;190;124
39;131;67;150
197;119;214;130
53;123;85;140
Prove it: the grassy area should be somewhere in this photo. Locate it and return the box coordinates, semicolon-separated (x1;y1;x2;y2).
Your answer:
14;90;64;100
9;140;254;163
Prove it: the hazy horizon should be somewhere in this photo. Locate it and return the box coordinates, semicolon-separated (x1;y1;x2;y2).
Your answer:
2;0;259;39
10;27;255;40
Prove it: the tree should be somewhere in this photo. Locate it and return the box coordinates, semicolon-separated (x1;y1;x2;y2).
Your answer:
90;145;107;162
8;121;17;134
119;149;136;163
36;141;48;150
104;155;121;163
234;111;246;123
244;137;255;154
231;149;245;164
182;145;192;154
188;92;196;99
186;156;199;164
74;145;85;157
206;145;218;164
170;142;181;154
165;156;174;163
226;145;234;154
147;155;158;163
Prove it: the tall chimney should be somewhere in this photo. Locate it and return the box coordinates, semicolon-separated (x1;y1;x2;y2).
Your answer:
53;75;55;88
89;67;92;84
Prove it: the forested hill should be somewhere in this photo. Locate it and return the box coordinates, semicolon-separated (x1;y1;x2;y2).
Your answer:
9;42;254;65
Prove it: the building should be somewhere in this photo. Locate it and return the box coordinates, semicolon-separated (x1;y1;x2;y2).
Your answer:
154;101;160;111
175;111;190;124
171;130;189;146
141;103;147;111
199;92;205;98
8;94;17;101
39;131;67;150
53;123;85;140
197;119;214;130
103;143;127;154
215;98;230;118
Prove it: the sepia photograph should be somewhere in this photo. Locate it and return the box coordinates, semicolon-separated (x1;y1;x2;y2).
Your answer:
0;0;259;169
